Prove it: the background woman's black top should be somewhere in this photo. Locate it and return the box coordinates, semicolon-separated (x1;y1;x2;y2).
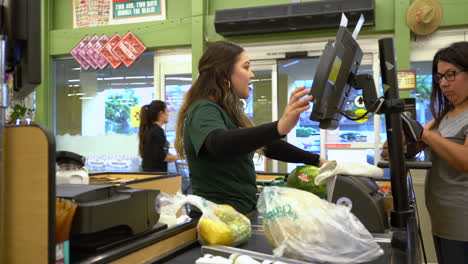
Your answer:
142;125;169;172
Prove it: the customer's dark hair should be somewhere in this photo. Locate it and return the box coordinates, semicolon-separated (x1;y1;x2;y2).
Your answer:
430;41;468;129
139;100;167;157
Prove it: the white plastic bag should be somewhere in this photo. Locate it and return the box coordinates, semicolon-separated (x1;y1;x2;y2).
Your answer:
156;191;251;246
257;186;383;263
315;160;384;185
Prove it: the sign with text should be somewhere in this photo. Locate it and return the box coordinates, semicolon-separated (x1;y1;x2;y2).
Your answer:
398;70;417;90
71;32;146;70
88;35;110;69
100;34;123;69
73;0;111;28
111;32;147;67
113;0;162;19
79;35;100;69
73;0;165;28
71;36;92;70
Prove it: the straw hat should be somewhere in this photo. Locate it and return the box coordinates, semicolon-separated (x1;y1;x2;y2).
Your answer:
406;0;443;36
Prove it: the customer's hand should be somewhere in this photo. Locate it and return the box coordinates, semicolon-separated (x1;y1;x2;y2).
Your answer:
277;86;312;136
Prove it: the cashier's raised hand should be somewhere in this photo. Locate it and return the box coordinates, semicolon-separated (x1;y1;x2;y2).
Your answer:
277;86;313;136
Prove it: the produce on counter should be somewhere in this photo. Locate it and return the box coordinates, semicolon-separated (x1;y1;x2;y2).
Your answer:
258;186;383;263
156;192;251;246
198;204;251;246
286;165;327;199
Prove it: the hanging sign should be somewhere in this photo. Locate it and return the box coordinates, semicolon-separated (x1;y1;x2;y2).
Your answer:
398;70;417;90
111;32;147;67
100;34;124;69
73;0;165;28
79;35;100;69
71;32;146;70
88;35;110;69
71;36;92;70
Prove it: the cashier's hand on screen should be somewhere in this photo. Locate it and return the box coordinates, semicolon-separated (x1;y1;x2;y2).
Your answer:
277;86;312;136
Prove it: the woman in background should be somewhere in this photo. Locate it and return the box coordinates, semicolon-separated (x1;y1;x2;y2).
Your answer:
175;41;328;215
139;100;179;172
421;41;468;263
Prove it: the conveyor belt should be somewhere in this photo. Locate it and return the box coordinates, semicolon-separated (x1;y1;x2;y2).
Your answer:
156;226;399;264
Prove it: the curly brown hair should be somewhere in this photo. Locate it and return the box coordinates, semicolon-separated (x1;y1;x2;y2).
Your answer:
175;41;254;157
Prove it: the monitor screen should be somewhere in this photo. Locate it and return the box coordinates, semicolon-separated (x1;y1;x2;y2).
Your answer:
309;26;363;129
2;0;41;100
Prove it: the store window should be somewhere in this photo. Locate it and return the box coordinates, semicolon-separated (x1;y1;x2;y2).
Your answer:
164;74;192;143
277;57;321;161
410;61;433;125
54;53;154;167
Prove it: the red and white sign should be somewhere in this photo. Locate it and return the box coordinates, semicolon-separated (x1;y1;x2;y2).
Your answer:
99;33;123;69
111;32;146;67
72;32;146;70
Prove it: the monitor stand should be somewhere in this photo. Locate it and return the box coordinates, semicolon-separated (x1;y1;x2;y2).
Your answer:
378;37;423;264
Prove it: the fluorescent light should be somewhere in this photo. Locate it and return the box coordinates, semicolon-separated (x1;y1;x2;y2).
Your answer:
75;93;85;96
128;82;146;85
125;76;147;79
72;67;81;71
79;97;94;100
282;60;300;68
68;79;80;83
165;77;192;81
97;78;104;80
104;77;125;80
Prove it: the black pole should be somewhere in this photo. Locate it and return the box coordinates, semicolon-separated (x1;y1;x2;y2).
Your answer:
378;38;413;228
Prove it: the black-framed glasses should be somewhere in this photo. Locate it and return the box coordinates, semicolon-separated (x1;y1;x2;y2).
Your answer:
434;69;465;84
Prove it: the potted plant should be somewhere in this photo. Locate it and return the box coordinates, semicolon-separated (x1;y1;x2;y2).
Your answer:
8;104;34;124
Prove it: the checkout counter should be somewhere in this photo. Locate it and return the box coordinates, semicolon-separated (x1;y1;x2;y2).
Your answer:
150;172;414;264
0;125;423;264
62;171;194;263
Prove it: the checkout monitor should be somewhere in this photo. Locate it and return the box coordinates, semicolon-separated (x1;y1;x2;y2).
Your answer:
1;0;41;100
309;26;363;130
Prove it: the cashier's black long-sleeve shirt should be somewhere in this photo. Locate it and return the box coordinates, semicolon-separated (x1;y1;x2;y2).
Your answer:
200;121;320;166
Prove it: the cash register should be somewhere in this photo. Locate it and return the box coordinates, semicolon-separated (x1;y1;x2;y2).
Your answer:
56;184;164;260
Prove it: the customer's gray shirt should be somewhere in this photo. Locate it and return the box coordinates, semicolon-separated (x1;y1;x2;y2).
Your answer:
425;110;468;241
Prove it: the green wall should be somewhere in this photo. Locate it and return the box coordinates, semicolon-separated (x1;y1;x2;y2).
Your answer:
36;0;468;129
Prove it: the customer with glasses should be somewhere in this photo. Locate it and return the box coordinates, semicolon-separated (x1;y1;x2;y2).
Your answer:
420;41;468;264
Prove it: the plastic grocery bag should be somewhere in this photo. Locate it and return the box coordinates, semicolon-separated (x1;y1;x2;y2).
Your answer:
257;186;383;263
156;191;251;246
315;160;384;185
